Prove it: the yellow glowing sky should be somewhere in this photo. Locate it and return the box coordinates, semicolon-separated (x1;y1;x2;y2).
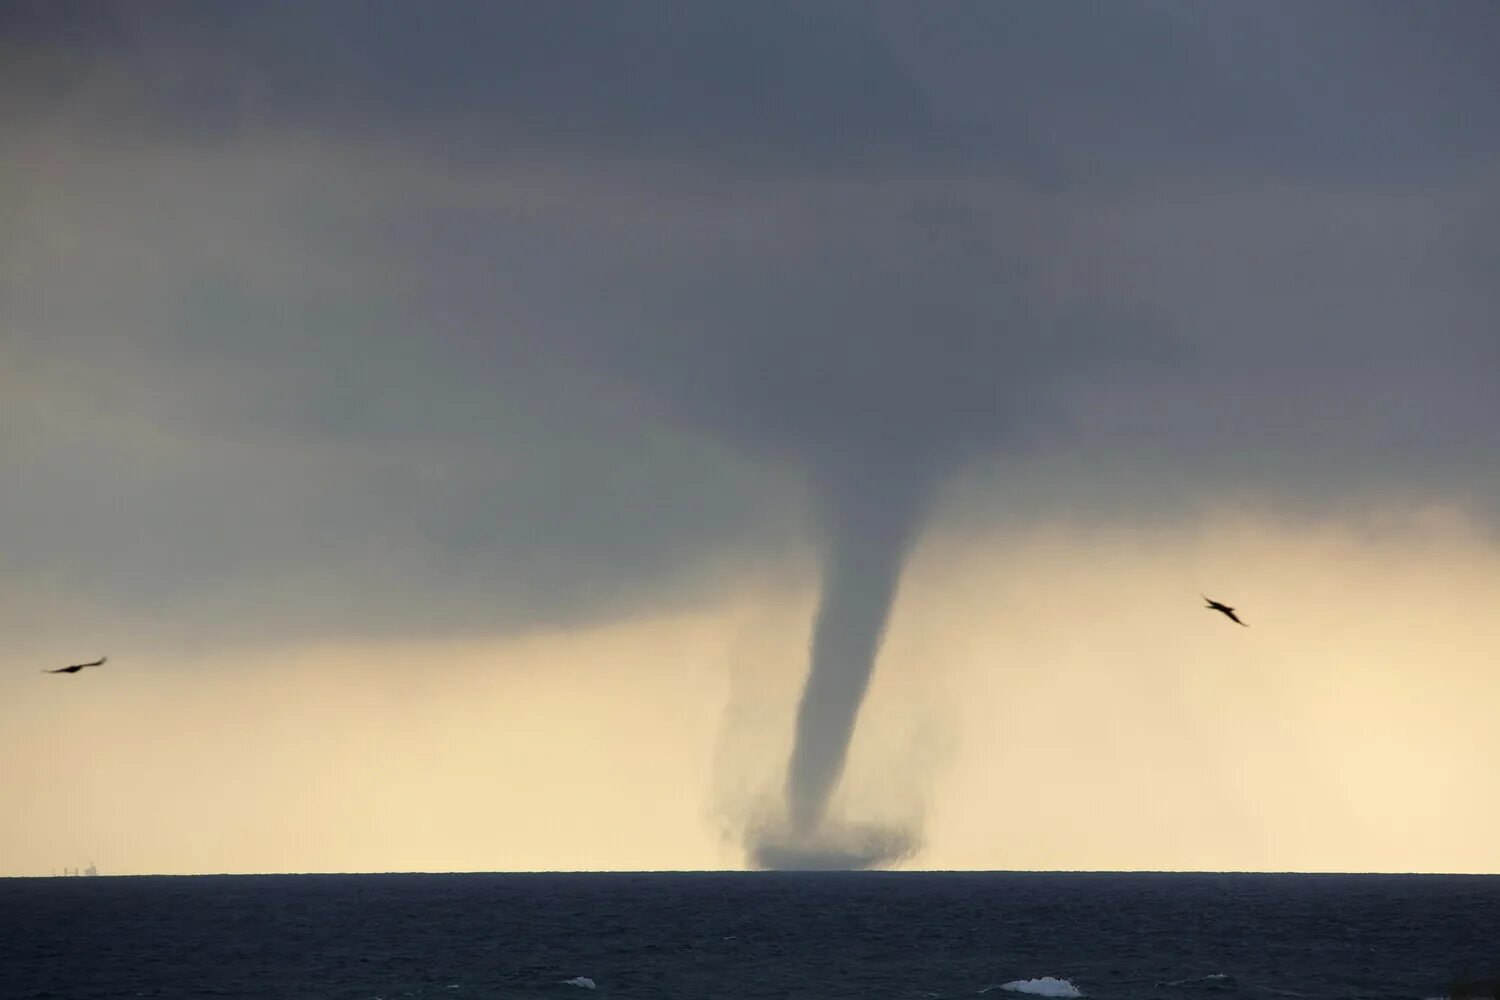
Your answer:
5;505;1497;876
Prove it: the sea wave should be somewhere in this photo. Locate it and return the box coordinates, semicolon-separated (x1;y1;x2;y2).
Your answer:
982;977;1084;997
1160;974;1236;989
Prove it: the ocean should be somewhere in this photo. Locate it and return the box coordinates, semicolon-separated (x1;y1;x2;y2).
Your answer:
3;872;1497;1000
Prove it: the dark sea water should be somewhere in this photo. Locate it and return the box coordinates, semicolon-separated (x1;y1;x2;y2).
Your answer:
4;872;1499;1000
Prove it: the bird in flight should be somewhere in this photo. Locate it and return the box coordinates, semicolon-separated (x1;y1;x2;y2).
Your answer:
45;656;107;674
1202;596;1247;627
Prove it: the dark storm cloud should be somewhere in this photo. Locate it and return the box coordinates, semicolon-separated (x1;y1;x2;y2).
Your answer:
872;0;1500;184
0;1;940;648
2;0;1497;641
11;0;1499;181
0;0;943;170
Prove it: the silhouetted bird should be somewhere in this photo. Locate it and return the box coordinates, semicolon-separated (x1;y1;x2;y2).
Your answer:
45;656;107;674
1202;596;1247;627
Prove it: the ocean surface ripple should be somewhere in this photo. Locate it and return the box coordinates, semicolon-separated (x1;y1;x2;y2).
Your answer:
3;871;1497;1000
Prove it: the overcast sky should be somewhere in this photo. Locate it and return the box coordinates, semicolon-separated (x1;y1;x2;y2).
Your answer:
3;1;1498;875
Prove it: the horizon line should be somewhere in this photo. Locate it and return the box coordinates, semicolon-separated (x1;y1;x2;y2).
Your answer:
7;866;1499;879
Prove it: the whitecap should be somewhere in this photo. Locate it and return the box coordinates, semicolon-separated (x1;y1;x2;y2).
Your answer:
1161;974;1236;989
562;978;597;990
981;978;1084;998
